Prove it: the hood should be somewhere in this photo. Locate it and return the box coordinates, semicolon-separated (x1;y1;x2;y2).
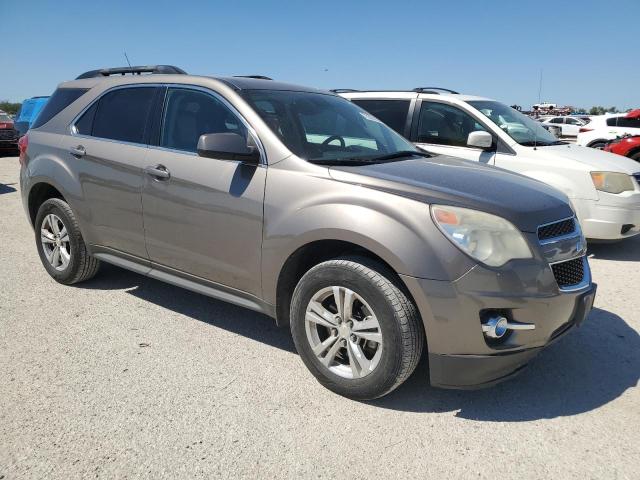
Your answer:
530;144;640;174
328;155;573;233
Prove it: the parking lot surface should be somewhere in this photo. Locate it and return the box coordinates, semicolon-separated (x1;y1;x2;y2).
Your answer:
1;156;638;479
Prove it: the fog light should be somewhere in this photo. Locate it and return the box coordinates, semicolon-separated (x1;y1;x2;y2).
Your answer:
482;315;535;339
482;316;509;339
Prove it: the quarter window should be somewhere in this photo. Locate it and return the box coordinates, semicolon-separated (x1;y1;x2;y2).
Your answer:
90;87;157;144
351;99;410;134
160;88;247;153
417;102;488;147
549;117;563;124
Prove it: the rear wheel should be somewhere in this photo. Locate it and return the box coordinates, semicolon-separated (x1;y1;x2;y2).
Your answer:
290;257;424;400
35;198;100;284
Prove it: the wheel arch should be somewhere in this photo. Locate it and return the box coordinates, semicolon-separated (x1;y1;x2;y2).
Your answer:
273;238;418;327
27;182;66;226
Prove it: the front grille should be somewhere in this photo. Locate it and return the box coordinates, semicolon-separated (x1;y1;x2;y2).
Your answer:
538;218;576;241
551;257;585;289
0;129;17;140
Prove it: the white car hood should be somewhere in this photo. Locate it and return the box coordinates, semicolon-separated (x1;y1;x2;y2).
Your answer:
531;144;640;174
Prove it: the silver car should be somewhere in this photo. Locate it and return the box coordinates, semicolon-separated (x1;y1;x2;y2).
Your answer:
19;65;596;399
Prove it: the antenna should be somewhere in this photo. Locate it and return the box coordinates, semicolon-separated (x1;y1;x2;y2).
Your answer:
533;68;543;150
124;52;132;68
537;68;543;104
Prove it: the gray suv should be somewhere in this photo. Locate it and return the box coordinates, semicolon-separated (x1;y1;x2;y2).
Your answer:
20;65;596;399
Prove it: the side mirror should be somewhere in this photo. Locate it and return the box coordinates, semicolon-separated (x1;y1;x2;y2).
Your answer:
467;131;493;150
197;133;260;165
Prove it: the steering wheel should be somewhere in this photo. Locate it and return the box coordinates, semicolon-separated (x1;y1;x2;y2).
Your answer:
322;135;346;147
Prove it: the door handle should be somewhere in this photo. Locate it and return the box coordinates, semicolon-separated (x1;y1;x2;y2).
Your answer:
144;164;171;180
69;145;86;157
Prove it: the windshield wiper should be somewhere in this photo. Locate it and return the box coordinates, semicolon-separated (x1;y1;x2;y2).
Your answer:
367;150;432;162
309;150;430;166
520;140;568;147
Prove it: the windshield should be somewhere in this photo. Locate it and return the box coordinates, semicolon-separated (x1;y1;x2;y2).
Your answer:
0;114;11;122
468;100;560;146
243;90;419;164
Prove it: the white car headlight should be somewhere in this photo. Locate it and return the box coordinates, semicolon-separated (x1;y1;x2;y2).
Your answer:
431;205;533;267
590;171;635;194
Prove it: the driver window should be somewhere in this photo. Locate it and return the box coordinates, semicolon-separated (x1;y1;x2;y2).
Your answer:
417;102;487;147
160;88;247;153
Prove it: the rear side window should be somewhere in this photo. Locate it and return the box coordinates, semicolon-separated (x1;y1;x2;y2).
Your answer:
90;87;157;144
351;99;410;134
31;89;88;129
606;116;640;128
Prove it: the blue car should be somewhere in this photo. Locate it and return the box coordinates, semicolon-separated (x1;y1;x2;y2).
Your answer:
14;96;49;137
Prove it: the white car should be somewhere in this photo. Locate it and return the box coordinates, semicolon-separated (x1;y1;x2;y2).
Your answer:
541;116;586;137
339;88;640;240
577;113;640;149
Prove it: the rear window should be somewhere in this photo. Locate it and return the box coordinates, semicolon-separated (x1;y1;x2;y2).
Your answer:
351;99;410;134
31;89;88;129
606;116;640;129
89;87;157;144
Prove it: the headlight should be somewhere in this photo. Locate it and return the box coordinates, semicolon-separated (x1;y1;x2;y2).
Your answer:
590;171;635;194
431;205;532;267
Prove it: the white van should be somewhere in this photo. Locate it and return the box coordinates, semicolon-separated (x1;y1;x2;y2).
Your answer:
339;88;640;241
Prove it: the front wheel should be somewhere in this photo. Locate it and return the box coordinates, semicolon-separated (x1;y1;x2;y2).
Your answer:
630;151;640;162
290;257;424;400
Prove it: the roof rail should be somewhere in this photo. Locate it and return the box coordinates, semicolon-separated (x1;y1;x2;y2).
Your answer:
233;75;273;80
329;89;360;93
76;65;187;79
413;87;459;94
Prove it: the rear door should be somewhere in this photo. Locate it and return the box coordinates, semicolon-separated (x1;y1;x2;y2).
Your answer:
411;100;496;164
141;87;266;297
61;85;160;259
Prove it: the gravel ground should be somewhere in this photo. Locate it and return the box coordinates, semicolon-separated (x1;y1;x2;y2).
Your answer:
1;155;638;479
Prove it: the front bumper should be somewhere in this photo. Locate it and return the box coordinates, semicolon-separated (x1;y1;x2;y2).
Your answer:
573;194;640;240
400;259;597;389
428;283;596;388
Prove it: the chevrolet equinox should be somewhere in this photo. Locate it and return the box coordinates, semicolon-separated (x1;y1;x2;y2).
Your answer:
19;66;596;399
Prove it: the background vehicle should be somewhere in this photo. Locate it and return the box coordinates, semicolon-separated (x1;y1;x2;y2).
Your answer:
19;66;595;399
340;88;640;241
604;134;640;161
577;110;640;149
0;112;19;153
541;115;586;137
14;96;49;137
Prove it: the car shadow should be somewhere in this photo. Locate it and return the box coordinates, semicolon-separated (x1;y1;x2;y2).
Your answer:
0;182;17;194
78;265;638;421
370;307;639;421
588;235;640;261
77;263;296;353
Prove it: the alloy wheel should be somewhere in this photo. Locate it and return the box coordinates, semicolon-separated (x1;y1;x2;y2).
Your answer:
40;213;71;271
304;286;383;379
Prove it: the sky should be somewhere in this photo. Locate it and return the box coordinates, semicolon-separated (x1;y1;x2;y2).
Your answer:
1;0;639;110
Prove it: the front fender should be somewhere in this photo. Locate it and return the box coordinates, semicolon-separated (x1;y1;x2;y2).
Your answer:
260;166;476;305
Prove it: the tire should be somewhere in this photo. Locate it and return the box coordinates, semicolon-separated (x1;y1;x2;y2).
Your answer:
589;141;607;150
290;257;424;400
630;151;640;162
35;198;100;285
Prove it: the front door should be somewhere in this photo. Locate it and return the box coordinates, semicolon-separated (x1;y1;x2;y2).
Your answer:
413;101;495;164
141;87;266;297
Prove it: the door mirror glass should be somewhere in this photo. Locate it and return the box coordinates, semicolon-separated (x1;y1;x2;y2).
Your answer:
197;132;260;164
467;130;493;149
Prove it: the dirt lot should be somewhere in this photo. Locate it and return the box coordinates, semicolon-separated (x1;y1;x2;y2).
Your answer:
1;156;638;479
